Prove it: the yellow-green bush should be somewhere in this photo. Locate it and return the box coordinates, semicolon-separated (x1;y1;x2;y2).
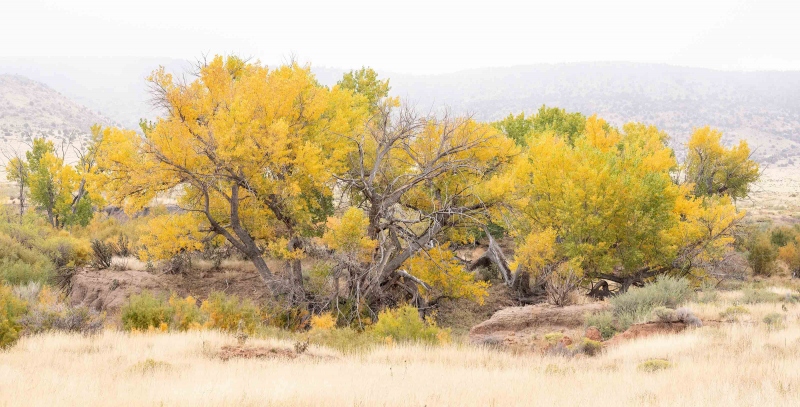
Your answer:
168;294;204;330
200;292;259;333
121;291;173;331
0;285;28;349
370;305;450;345
638;358;672;372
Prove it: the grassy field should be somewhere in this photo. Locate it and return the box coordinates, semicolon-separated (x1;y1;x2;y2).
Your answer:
2;292;799;407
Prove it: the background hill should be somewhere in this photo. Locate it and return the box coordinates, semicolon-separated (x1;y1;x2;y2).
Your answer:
0;74;114;145
2;59;800;164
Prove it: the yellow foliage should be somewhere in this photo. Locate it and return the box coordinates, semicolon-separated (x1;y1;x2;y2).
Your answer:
513;116;743;280
404;244;490;305
137;214;204;261
685;126;759;199
310;313;337;331
37;285;59;308
322;207;377;262
168;294;204;331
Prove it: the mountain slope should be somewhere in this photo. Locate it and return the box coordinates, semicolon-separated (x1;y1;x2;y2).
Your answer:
385;63;800;162
0;74;114;143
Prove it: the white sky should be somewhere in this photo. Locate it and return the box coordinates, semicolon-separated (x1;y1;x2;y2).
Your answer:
3;0;799;74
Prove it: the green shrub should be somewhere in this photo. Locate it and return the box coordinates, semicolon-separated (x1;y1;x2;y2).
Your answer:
584;311;617;340
763;312;785;330
747;233;778;276
638;358;672;372
168;294;204;331
121;291;174;331
696;283;719;304
370;305;449;345
200;292;259;333
572;338;603;356
610;276;693;329
651;306;678;323
741;288;784;304
543;332;565;344
0;285;28;349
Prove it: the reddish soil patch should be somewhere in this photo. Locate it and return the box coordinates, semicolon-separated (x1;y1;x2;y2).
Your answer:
604;321;688;347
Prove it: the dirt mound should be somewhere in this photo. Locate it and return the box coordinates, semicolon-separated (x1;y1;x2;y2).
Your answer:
604;322;688;347
468;302;607;348
69;266;272;317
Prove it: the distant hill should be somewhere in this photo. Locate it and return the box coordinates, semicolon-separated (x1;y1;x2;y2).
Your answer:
381;63;800;164
3;59;799;164
0;74;115;145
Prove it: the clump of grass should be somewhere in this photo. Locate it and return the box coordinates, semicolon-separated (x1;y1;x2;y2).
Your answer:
719;305;750;322
638;358;672;372
742;288;784;304
763;313;785;331
696;283;719;304
128;358;172;374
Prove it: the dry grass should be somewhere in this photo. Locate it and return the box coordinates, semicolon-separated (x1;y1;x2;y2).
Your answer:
2;295;800;406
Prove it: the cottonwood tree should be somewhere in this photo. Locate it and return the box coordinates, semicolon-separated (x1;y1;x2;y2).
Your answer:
2;148;29;222
96;57;512;315
327;101;518;314
4;133;98;228
683;126;760;200
501;116;748;294
95;56;369;298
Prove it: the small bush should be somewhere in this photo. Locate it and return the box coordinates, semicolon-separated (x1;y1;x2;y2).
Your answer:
675;307;702;327
719;305;750;322
651;306;678;323
200;292;259;333
370;305;450;345
121;291;174;331
0;284;28;349
168;294;204;331
696;283;719;304
310;313;337;331
584;311;617;340
763;312;785;330
747;233;778;276
543;332;565;344
638;358;672;372
90;239;114;269
741;288;783;304
610;276;693;329
20;303;105;336
573;338;603;356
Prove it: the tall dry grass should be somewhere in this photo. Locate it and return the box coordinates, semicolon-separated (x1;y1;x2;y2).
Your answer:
1;297;800;406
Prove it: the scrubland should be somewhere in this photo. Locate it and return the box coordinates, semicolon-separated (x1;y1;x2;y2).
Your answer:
2;289;800;407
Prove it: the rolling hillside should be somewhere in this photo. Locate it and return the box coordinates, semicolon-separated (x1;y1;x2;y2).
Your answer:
0;74;114;145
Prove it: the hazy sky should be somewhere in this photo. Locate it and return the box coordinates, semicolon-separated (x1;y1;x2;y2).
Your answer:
3;0;799;74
